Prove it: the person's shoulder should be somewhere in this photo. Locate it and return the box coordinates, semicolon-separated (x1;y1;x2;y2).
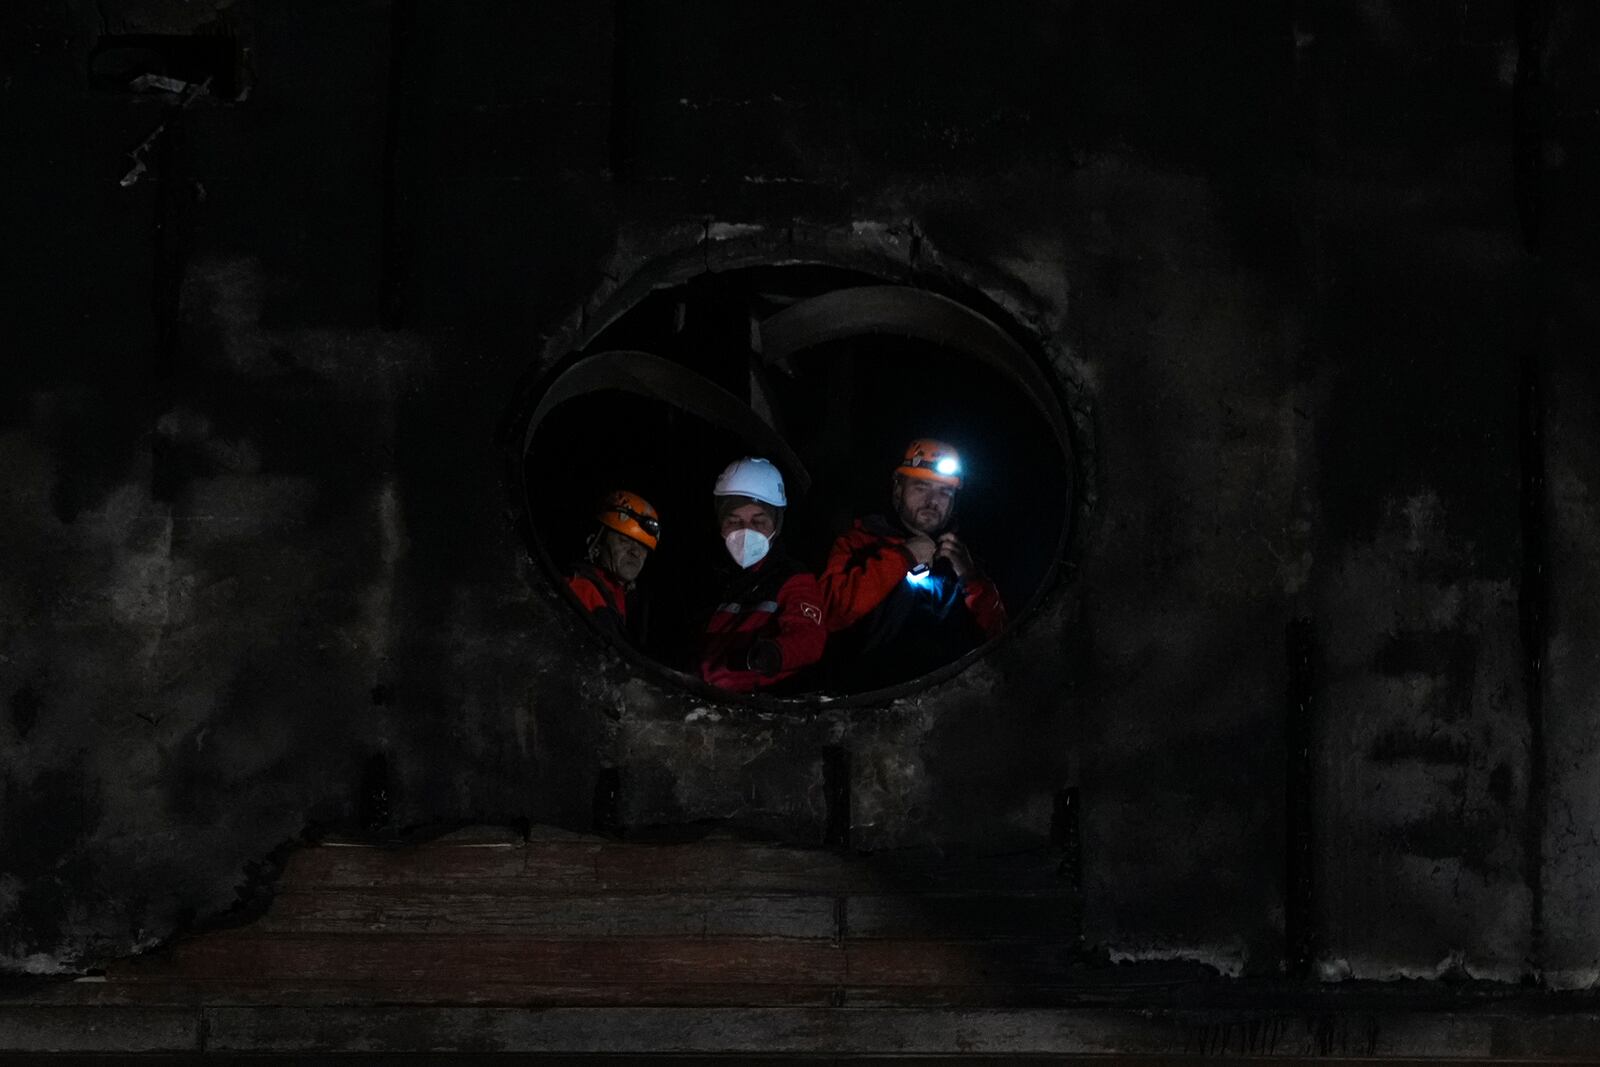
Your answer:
835;514;896;543
761;547;806;579
566;567;607;609
859;513;900;538
759;547;824;588
771;555;823;606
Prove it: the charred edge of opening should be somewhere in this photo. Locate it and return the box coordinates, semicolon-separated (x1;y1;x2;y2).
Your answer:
1515;0;1548;986
592;765;624;837
378;0;416;329
822;744;851;850
1285;617;1316;980
1051;786;1084;950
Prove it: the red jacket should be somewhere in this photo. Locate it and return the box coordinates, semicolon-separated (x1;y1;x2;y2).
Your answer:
817;516;1005;689
700;552;827;694
567;563;629;639
820;518;1006;636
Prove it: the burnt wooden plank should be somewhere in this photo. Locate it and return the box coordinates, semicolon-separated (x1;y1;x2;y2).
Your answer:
0;1006;199;1053
27;979;1138;1012
844;893;1076;941
254;889;836;939
841;984;1128;1009
284;837;1061;896
283;840;851;894
844;940;1079;987
865;849;1063;887
283;841;550;888
195;1005;1205;1055
586;841;857;893
112;934;846;986
20;978;838;1009
589;843;1063;895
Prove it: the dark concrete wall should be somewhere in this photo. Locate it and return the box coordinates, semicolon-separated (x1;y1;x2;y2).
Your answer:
1539;4;1600;989
2;0;1597;989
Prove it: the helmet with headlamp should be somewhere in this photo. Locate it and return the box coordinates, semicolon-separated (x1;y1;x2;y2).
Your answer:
595;489;661;550
895;439;963;488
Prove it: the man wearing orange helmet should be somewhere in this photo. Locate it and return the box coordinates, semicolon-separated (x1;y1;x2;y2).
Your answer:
567;489;660;644
818;439;1006;688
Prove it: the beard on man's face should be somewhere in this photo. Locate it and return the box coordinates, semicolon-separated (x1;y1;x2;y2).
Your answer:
895;488;951;535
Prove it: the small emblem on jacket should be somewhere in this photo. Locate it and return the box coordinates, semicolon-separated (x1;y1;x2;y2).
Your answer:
800;602;823;625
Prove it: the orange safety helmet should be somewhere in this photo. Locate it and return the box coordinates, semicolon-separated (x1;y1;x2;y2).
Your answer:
595;489;661;550
895;439;963;488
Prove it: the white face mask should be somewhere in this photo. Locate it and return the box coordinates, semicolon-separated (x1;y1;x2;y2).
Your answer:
724;528;771;569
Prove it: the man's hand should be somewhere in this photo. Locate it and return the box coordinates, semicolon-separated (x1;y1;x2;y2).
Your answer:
936;533;975;578
904;534;937;567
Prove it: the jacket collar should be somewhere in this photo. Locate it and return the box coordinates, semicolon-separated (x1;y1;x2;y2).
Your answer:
860;513;908;539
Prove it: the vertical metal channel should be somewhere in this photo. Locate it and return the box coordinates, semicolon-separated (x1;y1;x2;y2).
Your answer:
1514;0;1549;985
823;744;851;850
379;0;416;328
1285;617;1316;979
1052;786;1085;952
593;766;624;837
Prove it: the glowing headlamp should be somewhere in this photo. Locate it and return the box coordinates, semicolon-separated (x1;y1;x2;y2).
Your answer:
905;564;933;585
934;457;960;477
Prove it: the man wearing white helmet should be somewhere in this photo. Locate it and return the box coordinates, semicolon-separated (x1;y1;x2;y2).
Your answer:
698;456;827;693
819;438;1006;689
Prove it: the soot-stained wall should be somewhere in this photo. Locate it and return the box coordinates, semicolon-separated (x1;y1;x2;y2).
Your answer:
3;0;1599;989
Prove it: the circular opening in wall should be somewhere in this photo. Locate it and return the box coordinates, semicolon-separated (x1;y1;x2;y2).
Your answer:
516;262;1074;701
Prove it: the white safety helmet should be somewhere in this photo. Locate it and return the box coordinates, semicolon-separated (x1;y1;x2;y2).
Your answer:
713;456;787;507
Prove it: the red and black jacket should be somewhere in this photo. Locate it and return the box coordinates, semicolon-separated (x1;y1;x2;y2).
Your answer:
818;515;1006;689
699;550;827;694
567;562;635;643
